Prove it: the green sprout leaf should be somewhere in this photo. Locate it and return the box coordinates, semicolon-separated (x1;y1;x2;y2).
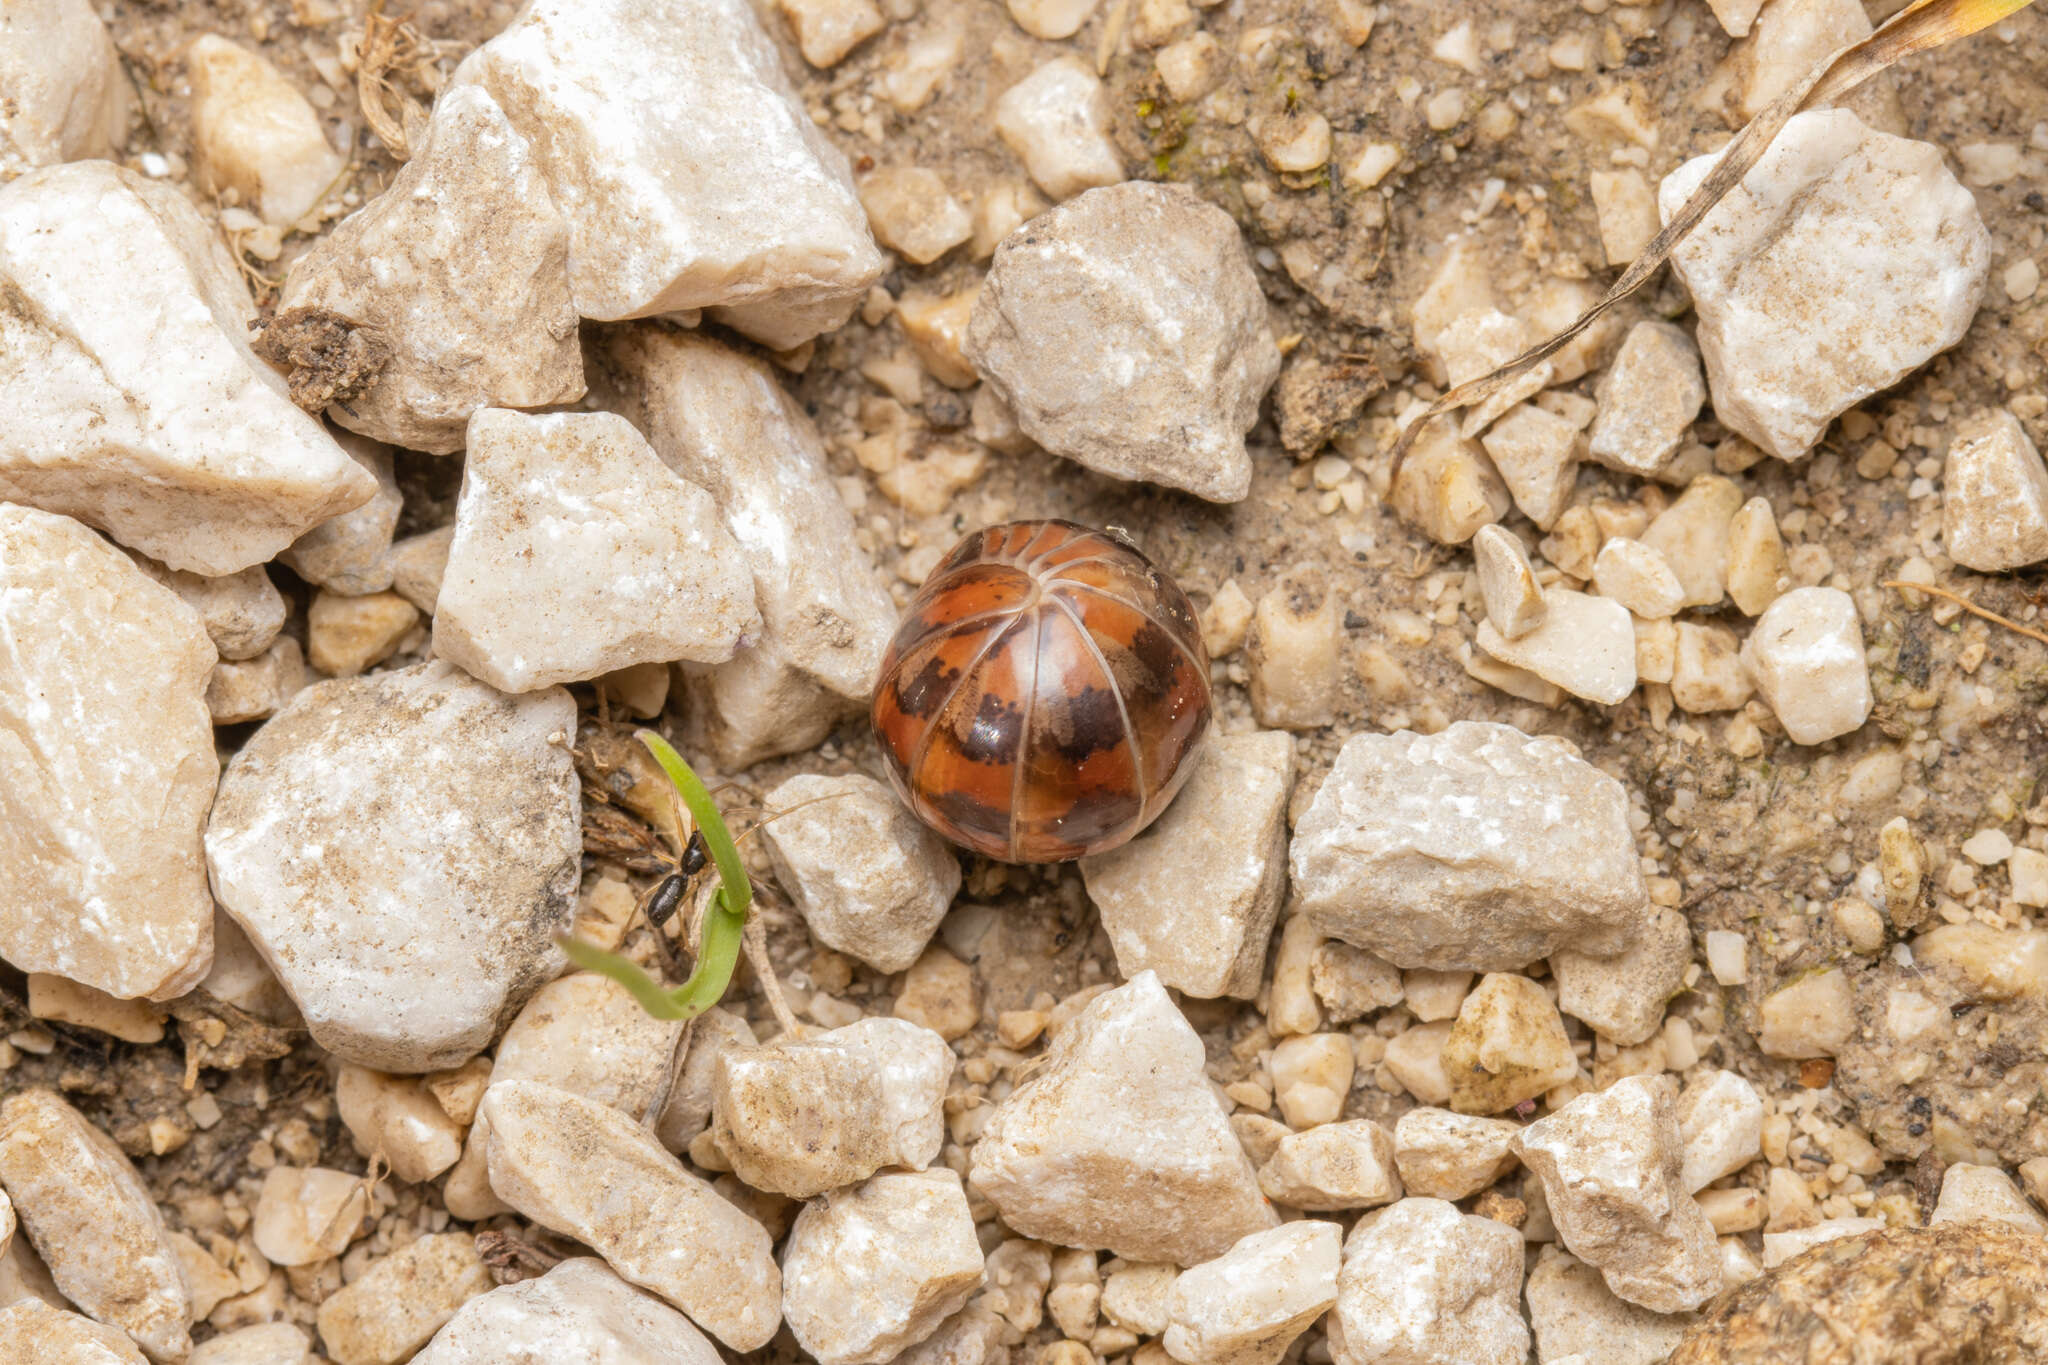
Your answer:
555;730;751;1021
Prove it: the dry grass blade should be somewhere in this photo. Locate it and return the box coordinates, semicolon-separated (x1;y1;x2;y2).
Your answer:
1387;0;2041;485
1881;579;2048;647
357;0;435;161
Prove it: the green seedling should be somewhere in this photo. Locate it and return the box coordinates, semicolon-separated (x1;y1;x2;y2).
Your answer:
558;730;752;1021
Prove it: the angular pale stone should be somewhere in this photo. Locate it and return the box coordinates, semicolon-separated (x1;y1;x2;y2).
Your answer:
966;182;1277;503
1738;0;1874;117
315;1234;493;1365
1435;310;1553;437
1101;1263;1177;1335
859;167;972;264
206;660;581;1071
1080;731;1294;999
0;1299;145;1365
969;972;1277;1264
494;972;687;1123
433;409;759;692
0;1091;191;1361
207;637;309;726
1330;1199;1529;1365
1759;1217;1881;1268
1383;1023;1455;1106
1705;0;1764;37
1671;621;1751;714
1525;1246;1692;1365
759;773;962;974
1248;569;1339;730
335;1068;465;1185
1674;1070;1764;1193
993;57;1124;200
1479;403;1582;531
1391;1108;1521;1201
1739;586;1871;745
1514;1076;1721;1313
126;554;286;662
781;1169;984;1365
1391;417;1510;545
1007;0;1101;39
713;1017;952;1199
777;0;885;67
1291;723;1649;971
414;1258;722;1365
188;36;344;227
452;0;882;345
25;975;163;1044
1660;110;1989;460
1587;323;1707;477
1552;906;1690;1047
1257;1122;1401;1211
280;434;400;595
388;525;453;614
1269;1032;1352;1129
1757;968;1855;1058
1633;616;1676;687
894;946;980;1041
1590;169;1661;267
1476;588;1637;705
673;640;850;770
0;0;127;179
1726;496;1789;615
251;1166;370;1266
1442;973;1578;1115
189;1323;316;1365
1473;525;1546;639
1312;943;1404;1024
1913;924;2048;1001
483;1081;781;1350
1640;476;1743;609
1592;538;1684;620
1164;1221;1340;1365
0;506;216;1000
1942;408;2048;572
591;329;896;700
656;1006;758;1153
305;589;417;676
1930;1163;2048;1233
0;161;377;574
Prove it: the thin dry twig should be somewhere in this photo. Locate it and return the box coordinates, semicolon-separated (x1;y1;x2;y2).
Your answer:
357;0;436;161
1881;579;2048;647
1387;0;2042;487
744;915;806;1041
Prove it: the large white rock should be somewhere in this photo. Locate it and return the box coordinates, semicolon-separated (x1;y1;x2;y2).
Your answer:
1659;109;1989;460
1163;1221;1340;1365
0;1092;192;1361
0;161;377;574
1475;588;1638;705
0;0;128;179
1391;1108;1521;1201
0;1299;145;1365
0;506;217;1000
1942;408;2048;572
1080;731;1293;999
414;1258;724;1365
433;409;759;692
1289;722;1650;971
968;972;1277;1265
1675;1069;1764;1194
591;328;896;702
781;1169;985;1365
1257;1121;1402;1211
482;1081;782;1351
1329;1199;1529;1365
1525;1246;1692;1365
452;0;881;345
1739;587;1871;745
712;1017;953;1198
759;773;961;974
1514;1076;1721;1314
965;182;1279;503
187;35;345;228
277;83;584;453
206;659;581;1071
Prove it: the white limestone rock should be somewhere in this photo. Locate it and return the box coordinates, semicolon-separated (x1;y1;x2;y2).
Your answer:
1080;731;1294;999
1475;588;1638;705
1479;403;1582;531
1525;1246;1692;1365
1942;408;2048;572
1389;415;1510;546
0;1299;146;1365
759;773;962;974
0;506;217;1001
674;640;851;770
713;1017;953;1199
1163;1221;1340;1365
251;1166;371;1266
494;971;687;1124
0;161;377;574
126;554;286;662
1514;1075;1721;1314
0;0;128;179
656;1006;758;1153
279;433;400;595
591;328;897;702
336;1068;466;1186
482;1081;782;1351
189;1323;317;1365
781;1169;984;1365
433;409;759;692
278;84;583;454
968;972;1278;1265
1930;1163;2048;1233
315;1233;494;1365
1675;1070;1765;1194
966;181;1278;503
187;35;345;227
205;659;581;1071
414;1258;723;1365
1739;586;1871;745
452;0;882;345
0;1091;192;1361
1442;972;1578;1115
1552;905;1691;1047
1329;1198;1529;1365
206;637;309;726
1760;1217;1882;1268
390;526;454;614
1592;539;1685;620
1641;476;1744;610
1256;1121;1402;1212
1289;722;1650;972
1391;1108;1521;1201
859;166;973;265
1659;110;1989;460
1472;525;1546;639
992;57;1125;200
1587;322;1707;478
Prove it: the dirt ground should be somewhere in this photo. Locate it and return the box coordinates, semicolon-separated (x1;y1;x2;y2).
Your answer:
10;0;2048;1356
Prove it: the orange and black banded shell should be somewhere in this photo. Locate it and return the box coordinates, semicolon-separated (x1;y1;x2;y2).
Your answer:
871;520;1213;863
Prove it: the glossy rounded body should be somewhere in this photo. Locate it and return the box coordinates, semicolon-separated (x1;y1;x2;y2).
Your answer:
871;520;1213;862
